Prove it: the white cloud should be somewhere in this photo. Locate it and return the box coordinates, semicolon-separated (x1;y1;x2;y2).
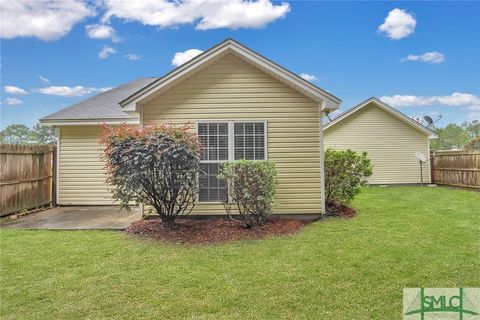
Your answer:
382;93;480;122
4;85;28;95
0;0;95;41
380;93;480;107
38;76;50;84
102;0;290;30
299;73;316;82
467;112;480;120
380;92;480;120
465;105;480;120
35;86;112;97
378;8;416;40
85;24;120;42
124;53;142;60
195;0;290;30
98;45;116;59
6;98;23;105
403;51;445;64
172;49;203;67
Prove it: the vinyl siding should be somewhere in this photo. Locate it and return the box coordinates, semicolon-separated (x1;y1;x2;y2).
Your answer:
143;53;322;214
58;126;113;205
324;102;431;184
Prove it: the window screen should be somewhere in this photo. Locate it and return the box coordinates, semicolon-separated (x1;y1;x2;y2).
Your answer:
234;122;265;160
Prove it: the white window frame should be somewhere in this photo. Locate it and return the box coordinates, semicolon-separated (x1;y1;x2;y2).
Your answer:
196;120;268;203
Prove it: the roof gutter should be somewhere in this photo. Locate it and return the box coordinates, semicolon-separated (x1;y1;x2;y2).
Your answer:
39;118;140;127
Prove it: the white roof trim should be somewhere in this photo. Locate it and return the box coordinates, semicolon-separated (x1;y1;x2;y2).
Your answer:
40;118;140;127
323;97;439;139
121;39;341;112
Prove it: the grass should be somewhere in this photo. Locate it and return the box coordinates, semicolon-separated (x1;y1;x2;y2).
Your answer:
1;186;479;319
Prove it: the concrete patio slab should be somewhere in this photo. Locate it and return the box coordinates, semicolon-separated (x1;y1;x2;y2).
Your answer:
0;206;141;230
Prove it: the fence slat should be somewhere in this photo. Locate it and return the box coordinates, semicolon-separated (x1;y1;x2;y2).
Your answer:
0;144;55;216
431;150;480;189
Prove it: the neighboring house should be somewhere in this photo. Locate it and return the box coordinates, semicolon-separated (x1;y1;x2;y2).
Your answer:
40;39;341;215
323;97;438;184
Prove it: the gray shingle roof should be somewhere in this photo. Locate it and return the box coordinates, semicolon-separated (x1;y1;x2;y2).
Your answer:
41;77;158;121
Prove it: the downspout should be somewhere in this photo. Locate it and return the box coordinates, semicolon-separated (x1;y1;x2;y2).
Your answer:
139;106;145;217
318;102;326;215
56;127;60;206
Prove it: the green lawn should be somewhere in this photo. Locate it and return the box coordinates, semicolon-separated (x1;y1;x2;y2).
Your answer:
1;187;479;319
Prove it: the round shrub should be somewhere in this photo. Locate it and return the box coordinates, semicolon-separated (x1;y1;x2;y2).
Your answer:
100;123;200;223
218;160;277;228
324;148;373;209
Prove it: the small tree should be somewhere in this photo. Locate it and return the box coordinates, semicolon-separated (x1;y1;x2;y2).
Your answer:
100;123;200;223
218;160;277;228
324;148;372;208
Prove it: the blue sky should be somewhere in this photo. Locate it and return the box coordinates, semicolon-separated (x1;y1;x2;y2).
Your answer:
1;1;479;129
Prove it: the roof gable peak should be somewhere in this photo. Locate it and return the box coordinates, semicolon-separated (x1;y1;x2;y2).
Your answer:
324;97;438;139
120;38;341;112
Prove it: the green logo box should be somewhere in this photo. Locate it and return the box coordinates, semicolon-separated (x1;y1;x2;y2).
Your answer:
404;288;480;320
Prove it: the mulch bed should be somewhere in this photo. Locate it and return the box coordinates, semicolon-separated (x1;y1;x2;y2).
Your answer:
326;202;357;218
125;204;356;244
125;217;310;244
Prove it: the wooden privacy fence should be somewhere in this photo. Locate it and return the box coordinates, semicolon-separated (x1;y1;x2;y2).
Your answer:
431;150;480;189
0;144;56;216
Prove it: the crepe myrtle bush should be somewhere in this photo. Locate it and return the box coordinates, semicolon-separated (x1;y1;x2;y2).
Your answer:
100;123;200;223
218;160;277;228
464;136;480;151
324;148;373;209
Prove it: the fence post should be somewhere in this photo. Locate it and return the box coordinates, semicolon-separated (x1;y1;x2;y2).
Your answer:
430;152;435;184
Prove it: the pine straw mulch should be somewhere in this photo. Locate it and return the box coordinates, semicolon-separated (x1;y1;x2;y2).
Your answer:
125;205;356;245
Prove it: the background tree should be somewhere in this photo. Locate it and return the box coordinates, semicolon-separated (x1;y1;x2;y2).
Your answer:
462;120;480;138
0;123;57;144
30;123;56;144
430;123;470;151
0;124;32;144
464;136;480;151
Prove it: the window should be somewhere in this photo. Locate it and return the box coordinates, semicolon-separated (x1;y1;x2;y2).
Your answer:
199;163;226;202
198;123;228;202
234;122;265;160
198;122;228;161
198;121;266;202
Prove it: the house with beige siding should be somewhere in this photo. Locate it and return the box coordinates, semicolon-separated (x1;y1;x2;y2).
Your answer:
323;97;438;184
40;39;341;215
